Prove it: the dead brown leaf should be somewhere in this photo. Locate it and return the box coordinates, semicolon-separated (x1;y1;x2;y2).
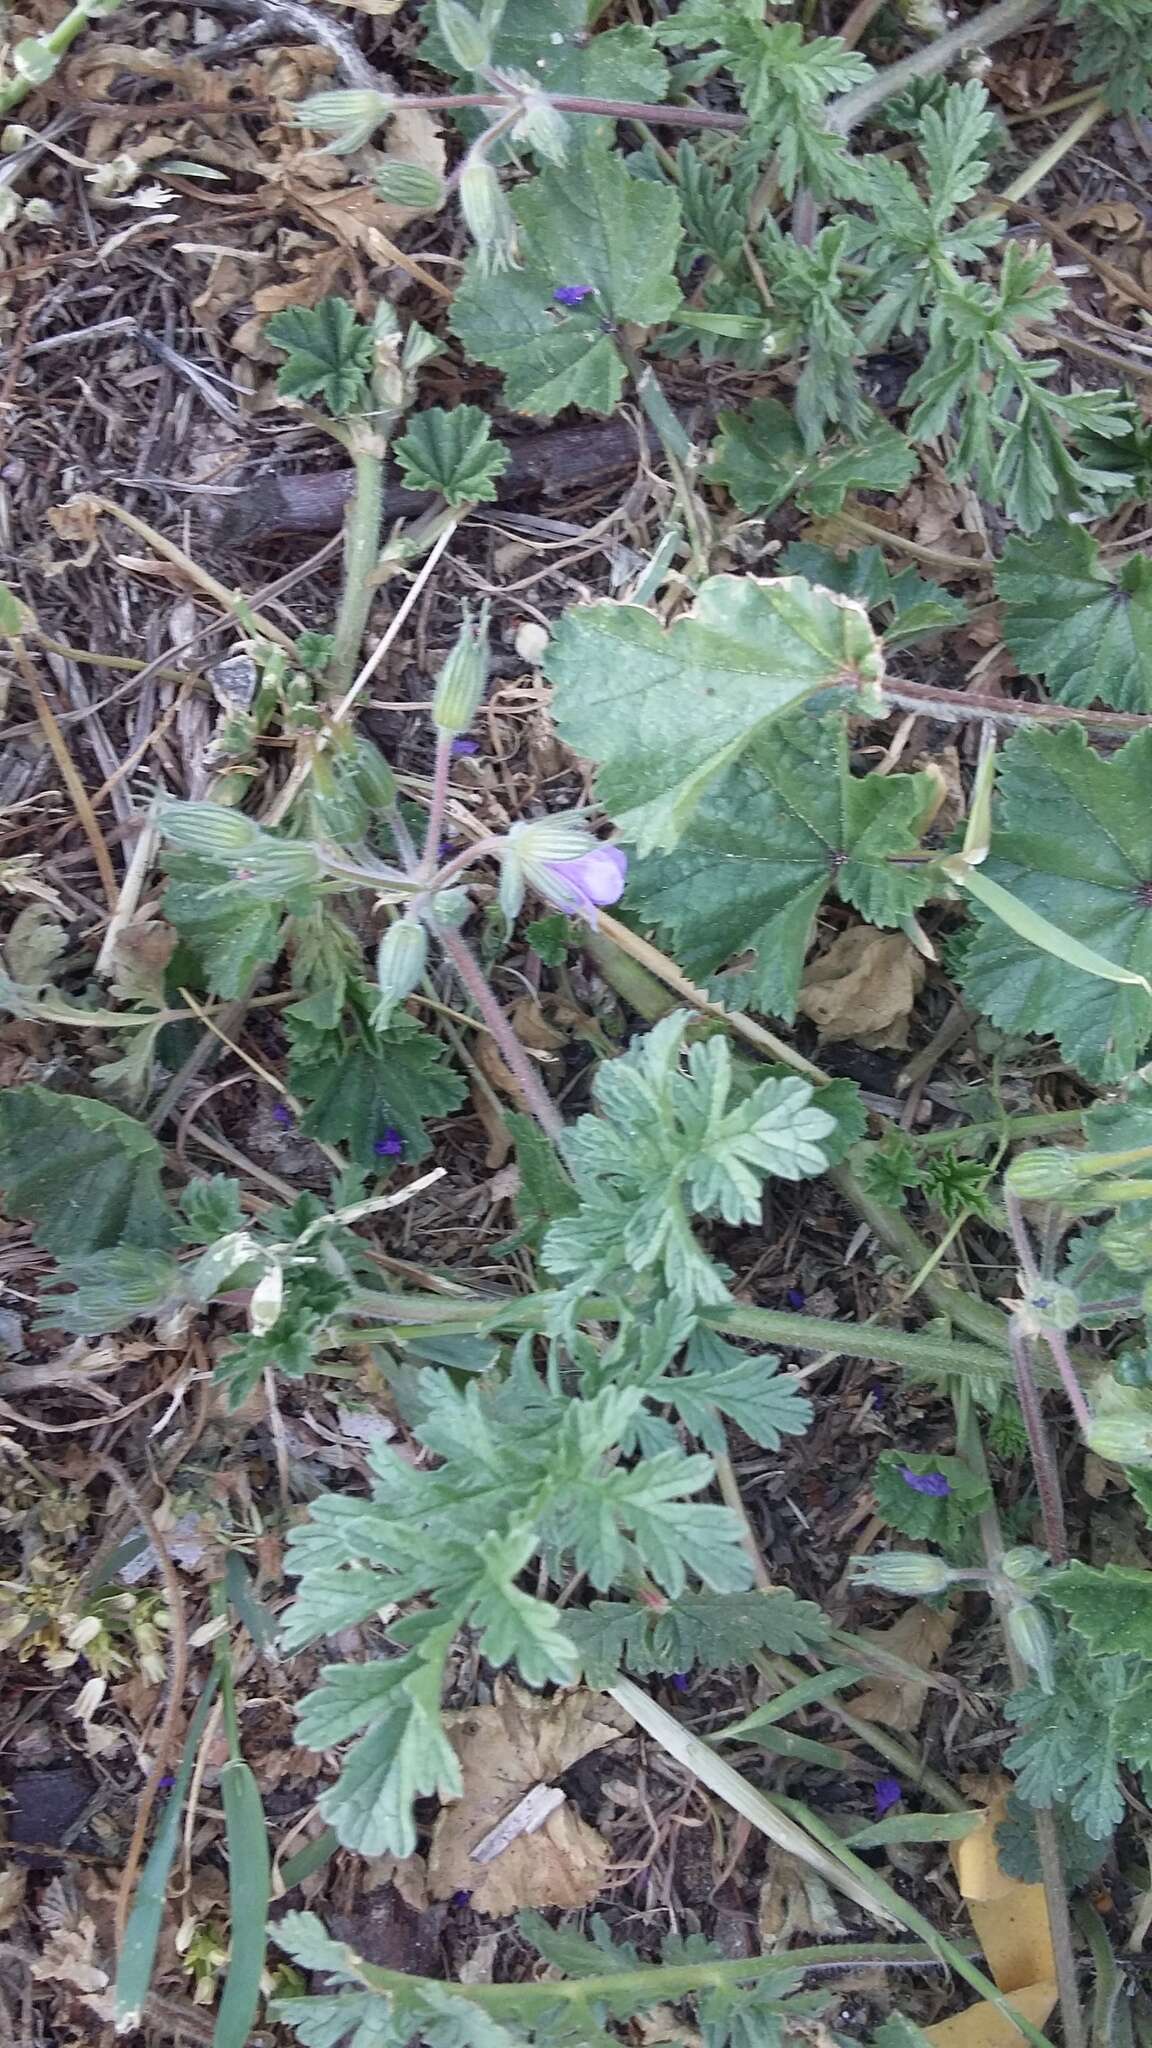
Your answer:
850;1603;958;1731
1061;201;1144;239
0;1865;26;1933
29;1917;108;1994
427;1682;628;1916
798;927;925;1049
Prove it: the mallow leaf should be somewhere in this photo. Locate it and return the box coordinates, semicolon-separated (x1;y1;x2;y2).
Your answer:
711;399;917;517
627;711;934;1018
421;0;667;132
996;521;1152;711
960;725;1152;1083
0;1086;175;1254
392;404;509;507
1046;1561;1152;1658
450;136;681;418
547;578;883;854
264;298;374;416
286;999;465;1167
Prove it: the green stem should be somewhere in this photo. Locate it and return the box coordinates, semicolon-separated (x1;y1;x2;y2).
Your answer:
0;0;125;114
346;1288;1022;1380
328;434;387;700
900;1108;1086;1154
350;1940;961;2015
613;335;711;576
830;1161;1014;1353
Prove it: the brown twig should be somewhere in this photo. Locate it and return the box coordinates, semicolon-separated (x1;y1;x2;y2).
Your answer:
10;637;119;908
101;1456;191;1954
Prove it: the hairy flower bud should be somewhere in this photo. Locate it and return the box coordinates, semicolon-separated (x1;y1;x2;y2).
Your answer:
436;0;491;70
459;159;518;275
158;802;261;858
999;1545;1049;1585
234;840;323;898
375;161;445;211
849;1552;953;1595
432;603;490;735
1100;1214;1152;1272
295;88;394;155
1004;1148;1089;1201
351;737;398;813
1006;1601;1055;1693
374;918;428;1027
509;87;570;165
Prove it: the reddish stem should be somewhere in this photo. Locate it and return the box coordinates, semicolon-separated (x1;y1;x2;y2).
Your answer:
1009;1320;1068;1564
439;925;564;1142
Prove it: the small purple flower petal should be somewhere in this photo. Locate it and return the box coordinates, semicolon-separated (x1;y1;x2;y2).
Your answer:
374;1127;406;1159
670;1671;690;1692
785;1286;806;1310
900;1466;951;1498
538;842;628;924
451;1889;472;1908
553;284;594;306
874;1777;902;1819
450;737;479;757
272;1103;294;1128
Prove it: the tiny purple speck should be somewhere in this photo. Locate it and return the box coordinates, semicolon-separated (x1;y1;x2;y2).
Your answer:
451;1890;472;1909
670;1672;690;1692
158;1773;177;1790
553;284;594;307
272;1103;293;1128
900;1466;950;1498
374;1127;406;1159
870;1383;888;1411
874;1777;902;1818
785;1287;806;1310
450;737;479;757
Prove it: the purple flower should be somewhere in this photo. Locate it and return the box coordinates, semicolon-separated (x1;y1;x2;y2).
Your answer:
874;1777;902;1819
374;1127;406;1159
272;1102;293;1128
785;1286;806;1310
900;1467;951;1498
539;842;628;924
451;1889;472;1908
553;284;594;306
670;1671;690;1693
450;737;479;757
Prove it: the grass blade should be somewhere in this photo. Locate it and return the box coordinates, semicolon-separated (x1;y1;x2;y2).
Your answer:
114;1671;220;2029
213;1759;272;2048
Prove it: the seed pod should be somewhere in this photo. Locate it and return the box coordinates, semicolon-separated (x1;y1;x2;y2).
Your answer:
374;918;428;1026
158;802;261;859
849;1552;953;1595
375;161;445;211
1006;1601;1055;1693
295;87;393;154
235;840;323;898
1005;1148;1088;1201
459;159;518;275
511;91;569;165
436;0;491;70
999;1545;1049;1584
351;737;398;813
432;603;490;735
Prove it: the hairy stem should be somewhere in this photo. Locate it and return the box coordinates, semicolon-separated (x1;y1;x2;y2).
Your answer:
1009;1319;1068;1562
830;0;1051;133
438;926;564;1140
419;730;454;878
328;433;387;700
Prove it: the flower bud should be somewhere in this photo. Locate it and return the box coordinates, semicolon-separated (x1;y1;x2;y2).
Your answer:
158;802;261;859
374;918;428;1027
295;88;393;155
436;0;491;70
428;886;472;929
510;89;570;165
459;159;518;275
432;603;490;735
1004;1148;1088;1201
1021;1282;1081;1334
351;737;397;813
375;161;445;211
1100;1215;1152;1272
249;1261;285;1336
1006;1601;1055;1693
999;1545;1049;1585
235;840;323;898
849;1552;953;1595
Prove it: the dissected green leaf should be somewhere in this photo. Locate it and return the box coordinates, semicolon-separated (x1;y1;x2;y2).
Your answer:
392;404;510;507
287;999;466;1167
627;712;934;1019
959;725;1152;1083
1046;1560;1152;1658
264;298;375;416
164;857;288;998
0;1086;175;1255
1005;1651;1137;1839
711;399;917;517
996;521;1152;712
546;579;883;854
566;1587;827;1688
451;137;682;418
